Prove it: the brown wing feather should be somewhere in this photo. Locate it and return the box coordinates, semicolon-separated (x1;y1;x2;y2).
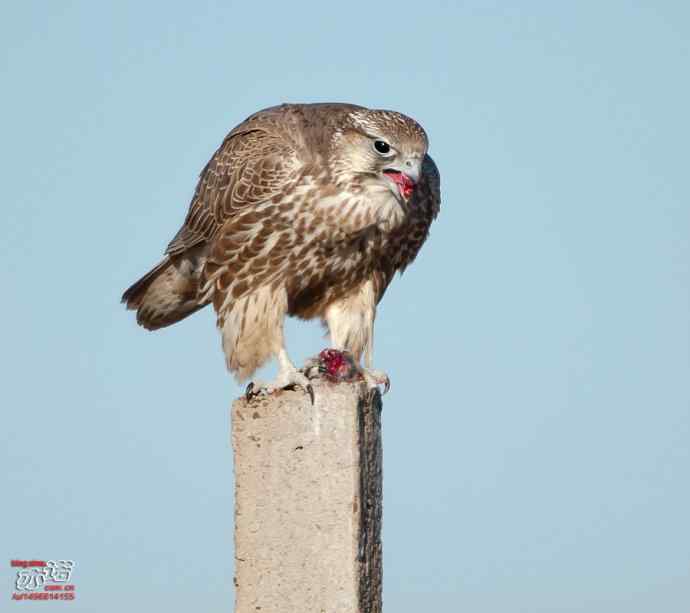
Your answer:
166;128;300;255
123;109;303;330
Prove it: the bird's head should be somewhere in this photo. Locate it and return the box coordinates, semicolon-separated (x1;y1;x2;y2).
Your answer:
331;108;428;203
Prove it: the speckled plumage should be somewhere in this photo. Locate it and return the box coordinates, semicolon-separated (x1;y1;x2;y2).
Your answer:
122;102;440;385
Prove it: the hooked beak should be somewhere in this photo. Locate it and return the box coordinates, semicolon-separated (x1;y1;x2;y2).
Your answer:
382;158;422;200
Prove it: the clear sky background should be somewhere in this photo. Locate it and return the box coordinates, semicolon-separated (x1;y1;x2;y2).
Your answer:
2;1;689;611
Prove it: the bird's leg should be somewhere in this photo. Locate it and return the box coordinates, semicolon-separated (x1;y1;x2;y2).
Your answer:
245;347;314;404
274;347;313;394
360;329;390;394
315;292;390;394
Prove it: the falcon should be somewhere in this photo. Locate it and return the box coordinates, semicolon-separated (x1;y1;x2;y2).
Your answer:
122;103;440;398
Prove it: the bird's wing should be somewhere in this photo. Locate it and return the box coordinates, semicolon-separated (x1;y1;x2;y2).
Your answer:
166;124;301;256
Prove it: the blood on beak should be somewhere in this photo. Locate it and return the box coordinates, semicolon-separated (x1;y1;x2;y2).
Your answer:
383;170;416;199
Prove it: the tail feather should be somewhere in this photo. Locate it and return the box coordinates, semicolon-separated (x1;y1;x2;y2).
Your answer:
122;254;209;330
121;258;170;308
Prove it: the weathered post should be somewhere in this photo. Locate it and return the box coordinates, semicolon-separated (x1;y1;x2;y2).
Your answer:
232;379;383;613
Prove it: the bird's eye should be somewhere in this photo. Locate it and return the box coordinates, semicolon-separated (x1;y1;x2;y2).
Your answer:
373;140;391;155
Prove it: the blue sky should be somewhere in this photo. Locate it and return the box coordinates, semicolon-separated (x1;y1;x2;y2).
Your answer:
2;1;689;611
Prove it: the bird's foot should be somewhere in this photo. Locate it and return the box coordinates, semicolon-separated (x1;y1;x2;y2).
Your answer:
360;368;391;395
245;368;314;404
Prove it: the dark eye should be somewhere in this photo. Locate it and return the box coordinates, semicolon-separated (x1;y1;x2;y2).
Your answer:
373;140;391;155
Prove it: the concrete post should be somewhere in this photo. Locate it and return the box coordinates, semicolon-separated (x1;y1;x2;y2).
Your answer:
232;380;383;613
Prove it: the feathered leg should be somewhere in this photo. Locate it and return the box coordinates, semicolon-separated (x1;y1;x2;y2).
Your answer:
321;280;390;393
218;285;313;401
359;321;390;394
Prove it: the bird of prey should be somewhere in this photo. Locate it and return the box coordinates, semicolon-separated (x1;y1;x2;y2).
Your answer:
122;102;440;397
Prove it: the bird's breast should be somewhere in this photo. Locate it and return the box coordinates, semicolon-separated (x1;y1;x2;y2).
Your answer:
310;182;407;236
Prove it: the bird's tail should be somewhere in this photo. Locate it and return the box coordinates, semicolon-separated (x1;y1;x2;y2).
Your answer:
121;254;209;330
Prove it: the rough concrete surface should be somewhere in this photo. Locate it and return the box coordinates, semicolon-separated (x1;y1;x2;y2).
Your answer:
232;380;382;613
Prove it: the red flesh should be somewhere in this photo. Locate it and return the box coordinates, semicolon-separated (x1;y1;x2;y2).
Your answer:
319;349;355;380
384;170;416;199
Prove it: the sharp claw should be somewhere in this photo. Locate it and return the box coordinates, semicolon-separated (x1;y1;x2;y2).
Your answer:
306;384;315;405
245;382;255;401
